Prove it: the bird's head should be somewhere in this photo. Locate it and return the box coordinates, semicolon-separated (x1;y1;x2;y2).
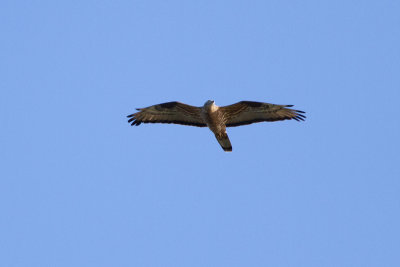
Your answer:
204;100;215;107
203;100;217;112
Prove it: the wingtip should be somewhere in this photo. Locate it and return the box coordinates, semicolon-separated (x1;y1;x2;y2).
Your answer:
298;114;306;118
292;115;306;122
130;121;141;126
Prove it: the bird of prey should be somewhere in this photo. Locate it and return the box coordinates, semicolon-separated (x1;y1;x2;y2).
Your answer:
127;100;306;152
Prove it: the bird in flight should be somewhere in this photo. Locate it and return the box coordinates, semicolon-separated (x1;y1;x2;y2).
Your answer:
127;100;306;152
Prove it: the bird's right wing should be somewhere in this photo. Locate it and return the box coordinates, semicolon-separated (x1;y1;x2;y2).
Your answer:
127;101;207;127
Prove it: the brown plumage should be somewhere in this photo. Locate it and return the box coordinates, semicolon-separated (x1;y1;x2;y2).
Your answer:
127;100;306;151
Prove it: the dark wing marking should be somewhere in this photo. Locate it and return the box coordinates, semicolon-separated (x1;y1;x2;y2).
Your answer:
127;101;207;127
220;101;306;127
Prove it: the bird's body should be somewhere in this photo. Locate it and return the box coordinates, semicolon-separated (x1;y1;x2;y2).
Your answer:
200;100;232;151
127;100;305;152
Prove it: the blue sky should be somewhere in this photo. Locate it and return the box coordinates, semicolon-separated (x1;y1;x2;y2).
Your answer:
1;0;399;266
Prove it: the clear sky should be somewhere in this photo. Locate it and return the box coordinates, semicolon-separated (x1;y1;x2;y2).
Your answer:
1;0;399;266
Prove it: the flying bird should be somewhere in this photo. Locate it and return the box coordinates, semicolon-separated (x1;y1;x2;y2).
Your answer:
127;100;306;152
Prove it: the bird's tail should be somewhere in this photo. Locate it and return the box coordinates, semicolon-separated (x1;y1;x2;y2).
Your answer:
215;132;232;152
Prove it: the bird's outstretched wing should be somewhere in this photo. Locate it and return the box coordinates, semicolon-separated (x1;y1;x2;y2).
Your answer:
220;101;306;127
127;101;207;127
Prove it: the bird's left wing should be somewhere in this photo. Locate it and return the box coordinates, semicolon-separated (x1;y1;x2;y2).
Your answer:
220;101;306;127
127;101;207;127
